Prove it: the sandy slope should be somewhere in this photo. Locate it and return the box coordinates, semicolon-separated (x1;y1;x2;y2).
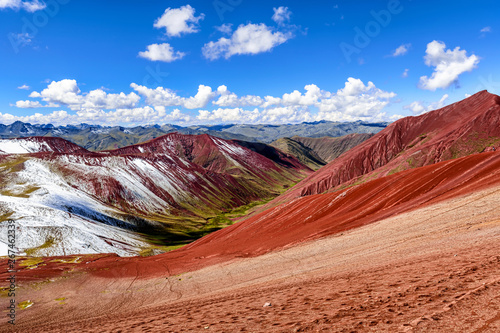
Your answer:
3;184;500;332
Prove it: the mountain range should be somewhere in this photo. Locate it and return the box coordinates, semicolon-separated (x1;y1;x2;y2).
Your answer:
0;120;387;151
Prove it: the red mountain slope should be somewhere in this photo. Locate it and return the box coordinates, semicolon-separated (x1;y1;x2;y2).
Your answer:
281;90;500;198
14;149;500;282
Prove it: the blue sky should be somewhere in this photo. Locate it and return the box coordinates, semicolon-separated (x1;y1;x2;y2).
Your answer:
0;0;499;126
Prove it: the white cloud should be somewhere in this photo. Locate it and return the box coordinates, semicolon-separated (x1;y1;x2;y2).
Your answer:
130;83;182;107
315;78;396;122
0;0;46;12
404;94;449;115
154;5;204;37
213;85;263;107
17;84;30;90
21;0;44;12
82;89;141;110
130;83;214;109
215;24;232;35
392;43;411;57
13;100;59;108
480;26;491;33
13;78;398;126
196;106;311;124
29;79;82;108
282;84;322;106
197;108;260;123
419;41;480;91
14;100;44;108
272;6;292;25
261;96;281;108
402;68;409;78
202;23;292;60
0;0;20;10
138;43;185;62
199;78;396;124
183;85;216;109
261;106;312;124
0;107;191;126
23;79;140;111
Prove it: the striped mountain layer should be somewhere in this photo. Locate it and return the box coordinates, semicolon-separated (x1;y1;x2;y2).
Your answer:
0;134;312;257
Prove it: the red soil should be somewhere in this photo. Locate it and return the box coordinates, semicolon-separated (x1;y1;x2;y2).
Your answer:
4;181;500;332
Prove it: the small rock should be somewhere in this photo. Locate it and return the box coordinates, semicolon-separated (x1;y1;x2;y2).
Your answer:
263;302;272;307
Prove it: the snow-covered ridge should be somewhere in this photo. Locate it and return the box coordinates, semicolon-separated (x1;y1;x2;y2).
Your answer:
0;138;52;154
0;137;87;155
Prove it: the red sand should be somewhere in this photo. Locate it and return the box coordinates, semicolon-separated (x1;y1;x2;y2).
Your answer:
3;180;500;332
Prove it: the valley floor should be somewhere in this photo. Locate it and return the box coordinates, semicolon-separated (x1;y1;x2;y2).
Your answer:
3;185;500;332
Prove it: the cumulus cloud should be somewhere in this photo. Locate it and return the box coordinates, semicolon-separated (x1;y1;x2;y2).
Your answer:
480;26;491;33
202;23;291;60
154;5;204;37
272;6;292;25
14;100;57;108
23;79;140;111
392;43;411;57
402;68;409;78
138;43;185;62
213;85;263;107
183;85;216;109
29;79;82;108
404;94;449;115
282;84;322;106
198;78;396;124
0;0;46;12
419;41;480;91
81;89;141;110
130;83;215;109
315;78;396;122
198;108;260;123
